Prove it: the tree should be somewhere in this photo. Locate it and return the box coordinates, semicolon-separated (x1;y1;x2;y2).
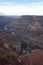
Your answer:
20;41;27;55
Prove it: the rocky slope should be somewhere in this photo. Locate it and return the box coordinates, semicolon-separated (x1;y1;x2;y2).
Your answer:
0;38;43;65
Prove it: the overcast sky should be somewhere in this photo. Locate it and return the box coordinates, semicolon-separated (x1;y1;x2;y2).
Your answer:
0;0;43;15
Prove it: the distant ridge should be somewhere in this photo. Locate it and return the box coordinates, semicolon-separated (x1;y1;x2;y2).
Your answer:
0;15;20;18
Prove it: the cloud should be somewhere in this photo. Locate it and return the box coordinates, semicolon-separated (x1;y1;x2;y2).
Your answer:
0;0;43;6
0;0;43;15
0;5;43;15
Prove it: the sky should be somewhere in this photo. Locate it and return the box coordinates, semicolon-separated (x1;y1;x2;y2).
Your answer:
0;0;43;15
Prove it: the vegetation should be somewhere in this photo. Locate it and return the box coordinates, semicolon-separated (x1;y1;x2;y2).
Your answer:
20;41;27;55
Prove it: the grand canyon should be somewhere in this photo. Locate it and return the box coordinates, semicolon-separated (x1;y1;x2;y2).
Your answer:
0;15;43;65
